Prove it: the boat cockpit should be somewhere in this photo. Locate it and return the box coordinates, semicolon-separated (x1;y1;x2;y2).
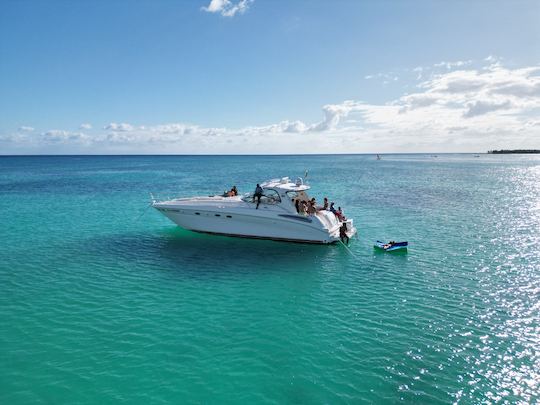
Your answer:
241;188;282;206
238;177;315;214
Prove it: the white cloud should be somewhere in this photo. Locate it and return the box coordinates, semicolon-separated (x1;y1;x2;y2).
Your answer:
104;122;135;131
433;60;472;70
42;130;89;143
484;55;499;63
2;60;539;154
79;123;92;130
202;0;253;17
463;100;513;118
18;126;34;132
310;101;364;132
343;62;540;150
363;72;399;84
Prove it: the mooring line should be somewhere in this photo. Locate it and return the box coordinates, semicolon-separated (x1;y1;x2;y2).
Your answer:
134;203;152;222
339;240;358;258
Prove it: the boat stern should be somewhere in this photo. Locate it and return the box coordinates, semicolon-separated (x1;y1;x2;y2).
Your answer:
327;218;357;243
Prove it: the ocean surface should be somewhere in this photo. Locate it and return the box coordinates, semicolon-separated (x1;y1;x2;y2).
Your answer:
1;154;539;404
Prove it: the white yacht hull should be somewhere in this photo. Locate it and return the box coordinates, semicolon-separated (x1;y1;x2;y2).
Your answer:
154;205;356;244
156;207;348;244
151;177;357;244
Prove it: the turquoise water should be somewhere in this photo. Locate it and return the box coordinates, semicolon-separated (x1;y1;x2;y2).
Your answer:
1;154;539;403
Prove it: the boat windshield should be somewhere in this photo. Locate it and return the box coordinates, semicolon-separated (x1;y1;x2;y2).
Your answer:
242;189;281;205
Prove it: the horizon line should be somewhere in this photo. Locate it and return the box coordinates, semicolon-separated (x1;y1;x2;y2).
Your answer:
0;152;491;157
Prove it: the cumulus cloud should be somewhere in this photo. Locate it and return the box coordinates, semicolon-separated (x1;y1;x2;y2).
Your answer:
18;126;35;132
433;60;472;70
412;63;540;116
79;123;92;130
42;130;89;143
484;55;500;64
202;0;253;17
104;122;135;131
340;61;540;150
463;100;513;118
2;59;539;154
310;101;365;132
411;60;474;81
363;72;399;84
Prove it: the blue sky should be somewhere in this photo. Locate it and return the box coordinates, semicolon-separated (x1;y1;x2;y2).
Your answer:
1;0;539;154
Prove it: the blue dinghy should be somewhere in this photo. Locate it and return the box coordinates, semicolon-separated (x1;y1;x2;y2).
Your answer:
374;240;408;252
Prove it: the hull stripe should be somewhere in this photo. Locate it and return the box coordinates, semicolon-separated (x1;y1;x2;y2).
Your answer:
190;229;333;244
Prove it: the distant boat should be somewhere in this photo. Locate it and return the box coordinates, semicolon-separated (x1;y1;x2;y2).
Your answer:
474;155;480;158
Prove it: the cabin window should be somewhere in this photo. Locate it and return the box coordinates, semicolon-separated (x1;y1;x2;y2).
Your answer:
286;191;299;200
286;190;309;201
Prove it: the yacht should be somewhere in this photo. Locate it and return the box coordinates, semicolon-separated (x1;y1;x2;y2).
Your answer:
152;177;356;244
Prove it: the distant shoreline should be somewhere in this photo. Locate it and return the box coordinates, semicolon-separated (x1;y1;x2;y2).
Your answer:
488;149;540;154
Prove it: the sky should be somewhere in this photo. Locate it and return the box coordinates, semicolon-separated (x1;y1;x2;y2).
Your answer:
1;0;539;154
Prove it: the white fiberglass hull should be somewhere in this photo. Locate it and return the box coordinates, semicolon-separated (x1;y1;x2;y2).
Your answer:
153;203;355;244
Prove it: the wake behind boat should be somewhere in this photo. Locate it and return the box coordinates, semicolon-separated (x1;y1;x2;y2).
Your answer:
152;176;356;244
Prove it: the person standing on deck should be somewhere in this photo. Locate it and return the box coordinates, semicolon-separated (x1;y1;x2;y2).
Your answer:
253;184;263;209
339;223;349;245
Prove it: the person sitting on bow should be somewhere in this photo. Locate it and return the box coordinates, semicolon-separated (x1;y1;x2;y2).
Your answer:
336;206;347;222
307;200;317;215
226;185;238;197
319;197;329;211
330;202;337;214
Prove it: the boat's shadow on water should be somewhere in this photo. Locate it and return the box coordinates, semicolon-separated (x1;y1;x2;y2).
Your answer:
84;226;339;277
